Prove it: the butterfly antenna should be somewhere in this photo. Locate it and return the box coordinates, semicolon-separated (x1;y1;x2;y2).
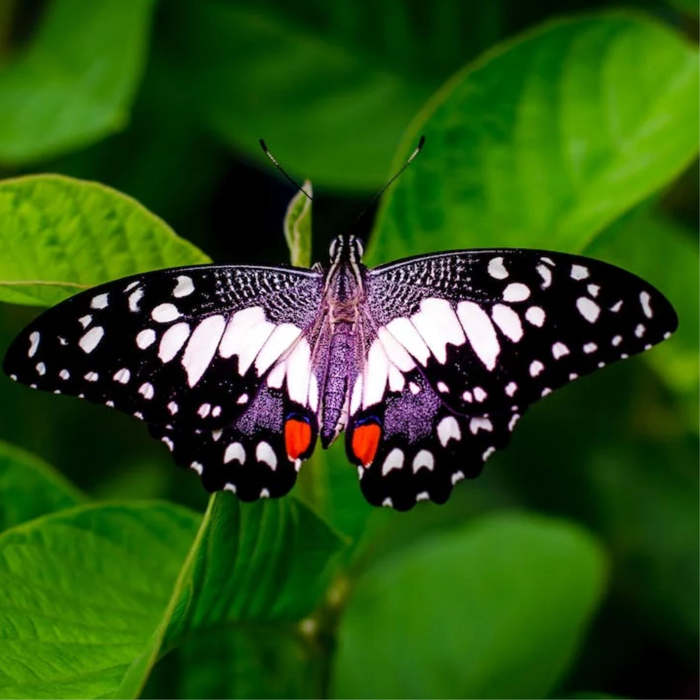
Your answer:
259;139;313;201
351;135;425;231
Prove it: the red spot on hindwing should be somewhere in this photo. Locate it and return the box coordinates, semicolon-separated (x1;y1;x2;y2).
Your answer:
284;418;312;460
351;423;382;467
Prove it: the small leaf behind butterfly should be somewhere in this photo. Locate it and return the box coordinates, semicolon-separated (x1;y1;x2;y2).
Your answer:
0;174;210;307
283;179;313;268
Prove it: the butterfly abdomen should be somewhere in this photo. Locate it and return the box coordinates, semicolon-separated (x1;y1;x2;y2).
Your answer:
319;322;354;447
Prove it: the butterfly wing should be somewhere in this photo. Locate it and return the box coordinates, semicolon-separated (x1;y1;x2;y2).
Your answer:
4;264;324;497
347;249;677;509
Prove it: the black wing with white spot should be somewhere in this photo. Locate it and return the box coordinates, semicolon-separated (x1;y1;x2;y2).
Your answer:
349;248;677;509
3;264;324;496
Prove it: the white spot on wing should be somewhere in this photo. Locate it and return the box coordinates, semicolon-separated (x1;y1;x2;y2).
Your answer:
482;447;496;461
28;331;40;357
491;304;523;342
363;340;389;408
78;314;92;329
469;417;493;434
571;264;589;280
35;361;46;375
158;322;191;363
255;323;302;375
182;315;226;387
198;403;211;418
59;369;70;380
128;288;143;312
173;275;194;298
136;328;156;349
190;461;203;475
529;360;544;377
456;301;500;370
79;326;104;354
577;297;600;323
256;441;277;470
488;256;508;279
583;342;597;354
219;306;275;374
167;401;178;415
138;382;154;399
502;283;530;302
473;386;487;402
635;323;646;338
505;381;517;396
412;298;465;364
412;450;434;473
437;381;449;393
610;300;623;312
377;327;416;371
113;368;130;384
525;306;545;327
224;442;245;464
536;264;552;289
350;375;363;414
84;371;99;382
612;335;622;346
382;448;404;476
385;317;431;365
90;293;109;309
451;471;465;485
639;291;653;318
286;338;312;405
388;365;405;392
151;303;180;323
552;342;569;359
587;284;600;297
437;416;461;446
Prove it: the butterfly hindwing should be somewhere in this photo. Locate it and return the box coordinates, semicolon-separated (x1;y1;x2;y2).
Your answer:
347;370;516;510
150;388;318;500
348;249;677;509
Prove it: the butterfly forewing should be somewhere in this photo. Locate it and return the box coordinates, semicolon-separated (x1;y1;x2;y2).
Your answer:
348;249;677;508
3;264;324;496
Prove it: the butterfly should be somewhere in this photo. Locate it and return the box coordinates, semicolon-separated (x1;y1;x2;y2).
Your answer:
2;232;677;510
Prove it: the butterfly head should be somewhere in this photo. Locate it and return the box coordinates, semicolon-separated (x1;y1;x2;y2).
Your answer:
329;235;364;266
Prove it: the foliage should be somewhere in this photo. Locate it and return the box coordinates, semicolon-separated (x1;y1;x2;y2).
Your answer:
0;1;696;698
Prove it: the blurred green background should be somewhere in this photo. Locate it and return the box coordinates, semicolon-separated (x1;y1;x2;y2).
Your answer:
0;1;697;698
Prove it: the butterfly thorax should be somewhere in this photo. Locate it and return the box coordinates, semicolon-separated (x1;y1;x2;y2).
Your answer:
318;237;366;447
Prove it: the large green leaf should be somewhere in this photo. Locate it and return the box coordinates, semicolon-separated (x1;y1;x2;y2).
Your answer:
370;13;699;263
0;502;200;699
0;0;155;164
332;512;606;699
143;624;325;699
168;0;501;190
120;493;345;697
0;175;209;307
0;440;84;531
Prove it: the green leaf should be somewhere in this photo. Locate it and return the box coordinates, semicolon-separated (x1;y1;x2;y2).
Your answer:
170;1;502;190
0;440;84;531
370;13;699;263
332;512;607;699
0;501;200;699
284;181;313;268
0;174;210;307
144;624;325;699
0;0;156;164
119;493;345;697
